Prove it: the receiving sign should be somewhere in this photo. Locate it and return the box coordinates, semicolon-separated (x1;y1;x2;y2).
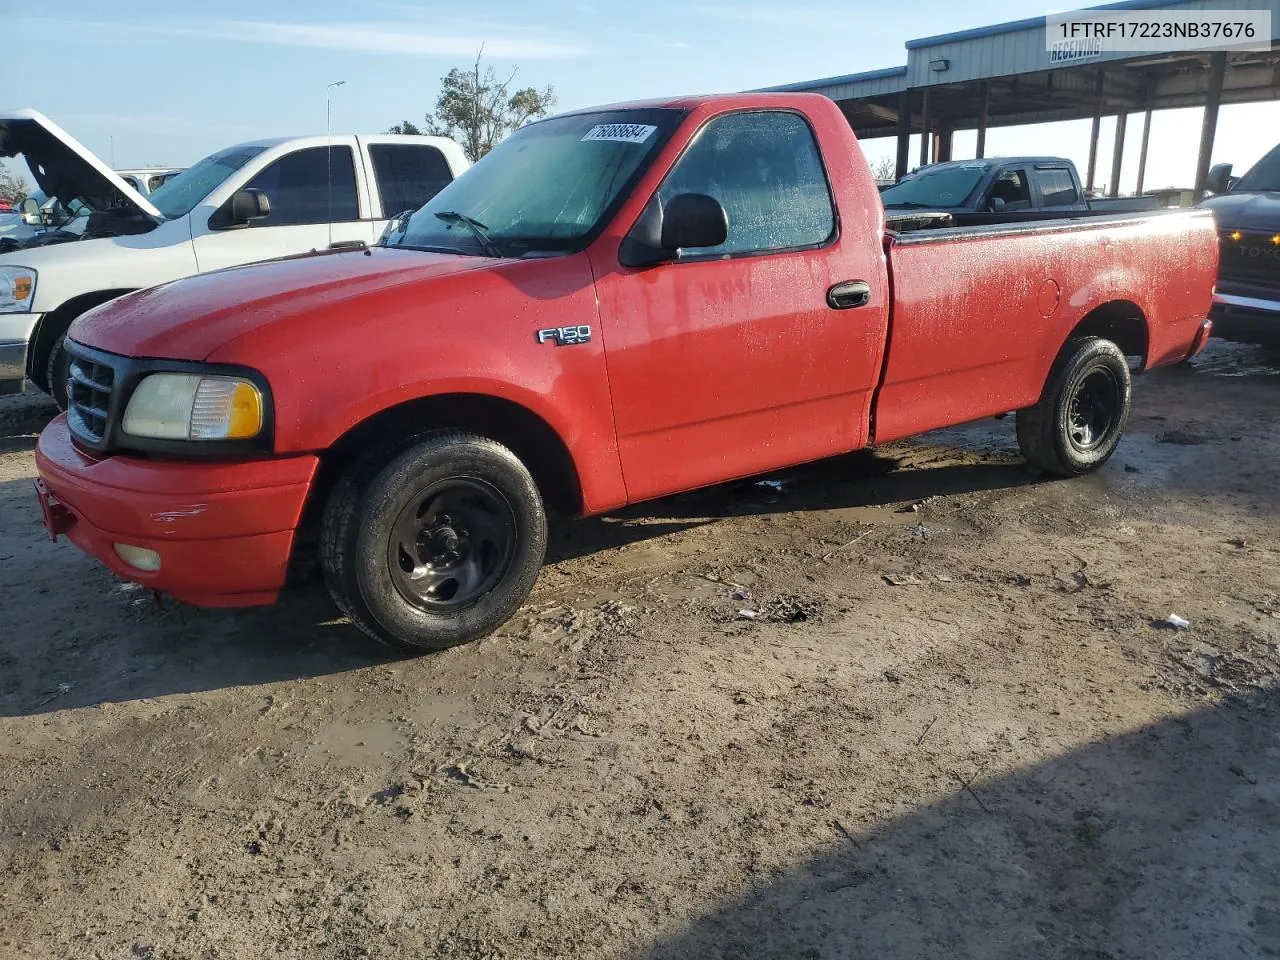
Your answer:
581;123;657;144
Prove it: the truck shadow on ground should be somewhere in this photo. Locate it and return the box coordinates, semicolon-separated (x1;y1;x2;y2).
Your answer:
0;443;1037;718
633;686;1280;960
548;446;1035;564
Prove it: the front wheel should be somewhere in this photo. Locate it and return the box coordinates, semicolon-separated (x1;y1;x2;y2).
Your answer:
45;334;70;411
320;432;548;652
1016;337;1131;476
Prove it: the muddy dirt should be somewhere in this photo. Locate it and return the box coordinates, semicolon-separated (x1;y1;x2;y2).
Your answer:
1;343;1278;960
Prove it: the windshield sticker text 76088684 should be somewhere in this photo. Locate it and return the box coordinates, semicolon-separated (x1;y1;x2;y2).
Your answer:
581;124;657;144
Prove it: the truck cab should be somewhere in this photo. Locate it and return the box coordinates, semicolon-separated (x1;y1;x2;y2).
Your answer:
0;110;469;400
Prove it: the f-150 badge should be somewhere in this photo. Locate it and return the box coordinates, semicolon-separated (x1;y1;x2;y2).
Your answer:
536;325;592;346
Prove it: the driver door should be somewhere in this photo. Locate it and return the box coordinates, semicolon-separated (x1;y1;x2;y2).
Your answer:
191;144;376;273
593;110;890;502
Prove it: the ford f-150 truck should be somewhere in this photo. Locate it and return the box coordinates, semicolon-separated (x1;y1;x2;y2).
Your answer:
33;93;1217;654
1201;142;1280;345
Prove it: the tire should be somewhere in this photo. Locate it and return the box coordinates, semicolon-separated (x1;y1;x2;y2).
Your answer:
320;431;547;653
44;334;70;411
1016;337;1131;477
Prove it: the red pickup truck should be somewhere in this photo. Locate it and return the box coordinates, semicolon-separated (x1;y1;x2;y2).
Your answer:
34;93;1217;653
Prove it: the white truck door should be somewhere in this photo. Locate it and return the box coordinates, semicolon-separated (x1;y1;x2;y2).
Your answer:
191;143;376;272
361;140;459;225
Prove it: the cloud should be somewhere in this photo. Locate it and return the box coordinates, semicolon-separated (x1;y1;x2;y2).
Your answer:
142;19;592;59
666;41;692;49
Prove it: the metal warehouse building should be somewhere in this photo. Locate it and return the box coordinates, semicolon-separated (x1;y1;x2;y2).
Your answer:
766;0;1280;198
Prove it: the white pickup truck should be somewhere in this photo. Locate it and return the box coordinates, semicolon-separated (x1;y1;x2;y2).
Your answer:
0;110;469;402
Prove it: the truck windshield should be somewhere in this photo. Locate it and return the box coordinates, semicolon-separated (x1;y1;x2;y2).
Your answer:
1235;143;1280;192
386;109;682;256
148;145;267;219
880;163;990;209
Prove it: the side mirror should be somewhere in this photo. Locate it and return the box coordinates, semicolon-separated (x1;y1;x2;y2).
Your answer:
1205;162;1233;195
20;196;40;225
661;193;728;250
987;196;1006;213
230;188;271;224
213;188;271;229
619;192;728;268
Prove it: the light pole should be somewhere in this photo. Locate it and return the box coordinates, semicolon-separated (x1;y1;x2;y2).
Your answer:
326;80;346;247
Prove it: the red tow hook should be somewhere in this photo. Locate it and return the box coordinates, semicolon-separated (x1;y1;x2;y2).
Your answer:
33;478;75;541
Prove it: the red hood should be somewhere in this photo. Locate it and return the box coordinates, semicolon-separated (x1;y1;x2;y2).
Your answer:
70;248;497;360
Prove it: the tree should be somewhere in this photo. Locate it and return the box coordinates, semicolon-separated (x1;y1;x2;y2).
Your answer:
421;48;556;161
385;120;423;136
0;165;29;203
870;155;897;181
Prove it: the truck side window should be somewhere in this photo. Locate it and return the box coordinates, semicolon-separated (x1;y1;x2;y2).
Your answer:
658;111;835;257
1036;168;1079;206
243;146;359;226
368;144;453;216
987;170;1031;211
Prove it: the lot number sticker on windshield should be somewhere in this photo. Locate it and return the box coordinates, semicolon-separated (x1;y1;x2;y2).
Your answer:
581;123;657;144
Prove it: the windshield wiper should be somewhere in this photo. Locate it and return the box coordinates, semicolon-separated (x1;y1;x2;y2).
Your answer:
434;210;503;258
883;201;933;209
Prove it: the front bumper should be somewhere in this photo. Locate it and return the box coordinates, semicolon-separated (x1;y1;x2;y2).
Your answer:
1210;290;1280;346
34;414;319;607
0;338;27;395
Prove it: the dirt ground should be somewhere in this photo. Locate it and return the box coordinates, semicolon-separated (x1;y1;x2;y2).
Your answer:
1;342;1278;960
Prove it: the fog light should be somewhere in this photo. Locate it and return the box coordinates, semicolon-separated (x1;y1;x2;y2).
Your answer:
113;543;162;572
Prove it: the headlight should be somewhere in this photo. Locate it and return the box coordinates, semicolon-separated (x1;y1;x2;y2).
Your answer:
123;373;264;441
0;266;36;313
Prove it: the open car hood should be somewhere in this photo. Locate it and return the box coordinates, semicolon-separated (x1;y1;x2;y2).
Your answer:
0;109;161;219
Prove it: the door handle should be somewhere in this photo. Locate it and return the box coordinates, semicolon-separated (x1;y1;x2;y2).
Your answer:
827;280;871;310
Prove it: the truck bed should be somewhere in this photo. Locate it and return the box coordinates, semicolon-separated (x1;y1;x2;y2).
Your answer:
886;204;1170;233
873;209;1218;444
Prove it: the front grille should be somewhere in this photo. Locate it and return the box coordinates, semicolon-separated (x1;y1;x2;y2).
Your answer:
66;347;117;444
1220;232;1280;286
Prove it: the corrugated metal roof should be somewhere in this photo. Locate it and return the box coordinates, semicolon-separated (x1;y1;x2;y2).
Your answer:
905;0;1280;87
765;0;1280;99
761;66;907;97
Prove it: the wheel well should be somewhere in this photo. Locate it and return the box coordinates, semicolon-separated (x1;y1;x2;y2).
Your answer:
1067;300;1149;369
28;289;135;388
307;394;585;530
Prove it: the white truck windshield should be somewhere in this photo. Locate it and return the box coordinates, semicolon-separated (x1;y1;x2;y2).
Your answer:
149;145;267;219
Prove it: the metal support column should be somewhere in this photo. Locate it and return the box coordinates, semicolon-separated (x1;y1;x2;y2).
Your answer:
1108;112;1127;197
937;124;954;163
918;87;931;167
975;81;989;159
1193;52;1227;201
1085;70;1105;192
1135;106;1153;195
895;90;911;180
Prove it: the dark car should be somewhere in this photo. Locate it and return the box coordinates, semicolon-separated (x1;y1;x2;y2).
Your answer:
1200;144;1280;346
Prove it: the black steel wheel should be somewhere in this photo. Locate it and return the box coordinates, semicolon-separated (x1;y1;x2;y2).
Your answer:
1017;336;1131;477
321;431;547;653
385;478;517;613
1066;366;1123;453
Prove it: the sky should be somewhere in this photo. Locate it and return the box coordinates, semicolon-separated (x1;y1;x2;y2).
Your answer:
1;0;1277;194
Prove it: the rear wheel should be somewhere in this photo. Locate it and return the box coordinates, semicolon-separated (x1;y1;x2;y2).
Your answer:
320;432;547;653
1016;337;1131;476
